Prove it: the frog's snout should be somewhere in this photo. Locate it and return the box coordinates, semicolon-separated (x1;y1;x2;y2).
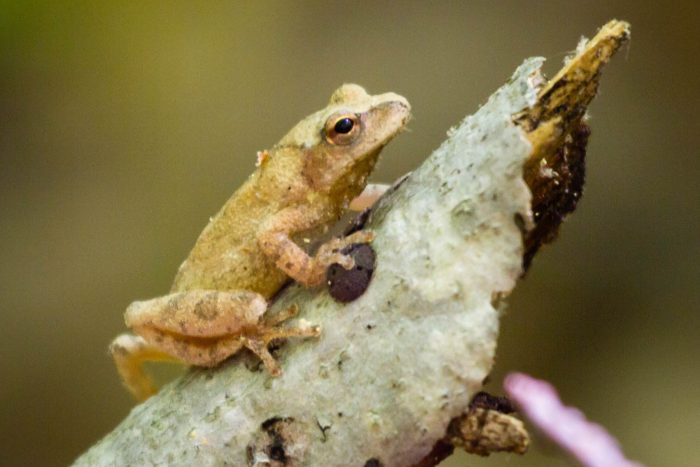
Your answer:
373;97;412;138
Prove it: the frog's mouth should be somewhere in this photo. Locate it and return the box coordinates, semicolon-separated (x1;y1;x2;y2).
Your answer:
347;98;411;169
366;99;412;147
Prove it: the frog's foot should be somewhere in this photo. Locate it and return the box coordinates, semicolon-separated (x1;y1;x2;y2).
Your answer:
240;319;321;376
316;230;376;270
110;333;180;401
264;304;300;326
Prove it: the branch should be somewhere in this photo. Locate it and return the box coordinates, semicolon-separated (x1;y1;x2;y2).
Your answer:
74;20;630;467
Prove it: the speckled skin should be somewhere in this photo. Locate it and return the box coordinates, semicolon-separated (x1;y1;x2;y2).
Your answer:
110;84;410;400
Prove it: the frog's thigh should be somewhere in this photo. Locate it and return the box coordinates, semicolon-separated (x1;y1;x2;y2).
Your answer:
136;325;244;368
110;333;179;401
134;303;319;370
125;289;268;337
349;183;390;211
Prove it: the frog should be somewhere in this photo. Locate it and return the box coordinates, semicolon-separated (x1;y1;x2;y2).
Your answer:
110;84;411;400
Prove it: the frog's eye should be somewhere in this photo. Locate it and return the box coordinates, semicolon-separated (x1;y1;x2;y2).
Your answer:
325;113;360;145
334;117;354;134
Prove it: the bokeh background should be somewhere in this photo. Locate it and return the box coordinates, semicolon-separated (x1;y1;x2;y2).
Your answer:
1;2;698;466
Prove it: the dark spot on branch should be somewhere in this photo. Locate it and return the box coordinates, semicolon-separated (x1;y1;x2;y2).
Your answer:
316;418;331;442
513;213;527;236
344;208;372;236
469;391;516;414
364;458;384;467
327;243;376;302
523;121;589;271
246;416;297;465
269;443;286;462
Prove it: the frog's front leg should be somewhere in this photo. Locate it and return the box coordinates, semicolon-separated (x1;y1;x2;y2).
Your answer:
111;290;319;400
258;205;375;287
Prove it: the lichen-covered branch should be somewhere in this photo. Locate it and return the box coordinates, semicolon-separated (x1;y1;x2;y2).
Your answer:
74;20;629;467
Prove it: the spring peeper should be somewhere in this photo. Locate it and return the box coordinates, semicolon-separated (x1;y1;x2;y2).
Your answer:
110;84;410;400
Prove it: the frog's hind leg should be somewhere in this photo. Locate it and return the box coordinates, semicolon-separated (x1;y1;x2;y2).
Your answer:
110;333;180;401
123;290;320;387
125;289;268;338
150;312;320;377
238;318;321;376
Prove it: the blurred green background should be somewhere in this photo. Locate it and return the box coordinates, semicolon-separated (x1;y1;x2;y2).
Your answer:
1;2;698;466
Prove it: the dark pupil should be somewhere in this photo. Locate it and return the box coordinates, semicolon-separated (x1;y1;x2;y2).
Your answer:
334;117;354;134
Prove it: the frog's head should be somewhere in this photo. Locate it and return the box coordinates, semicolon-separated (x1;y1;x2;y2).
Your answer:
278;84;411;200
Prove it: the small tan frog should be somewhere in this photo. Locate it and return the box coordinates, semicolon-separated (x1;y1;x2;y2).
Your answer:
110;84;410;400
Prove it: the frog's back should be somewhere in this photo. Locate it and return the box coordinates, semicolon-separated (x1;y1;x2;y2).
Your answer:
170;176;287;299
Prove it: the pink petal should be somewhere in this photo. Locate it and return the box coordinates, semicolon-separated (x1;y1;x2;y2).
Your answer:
504;372;643;467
